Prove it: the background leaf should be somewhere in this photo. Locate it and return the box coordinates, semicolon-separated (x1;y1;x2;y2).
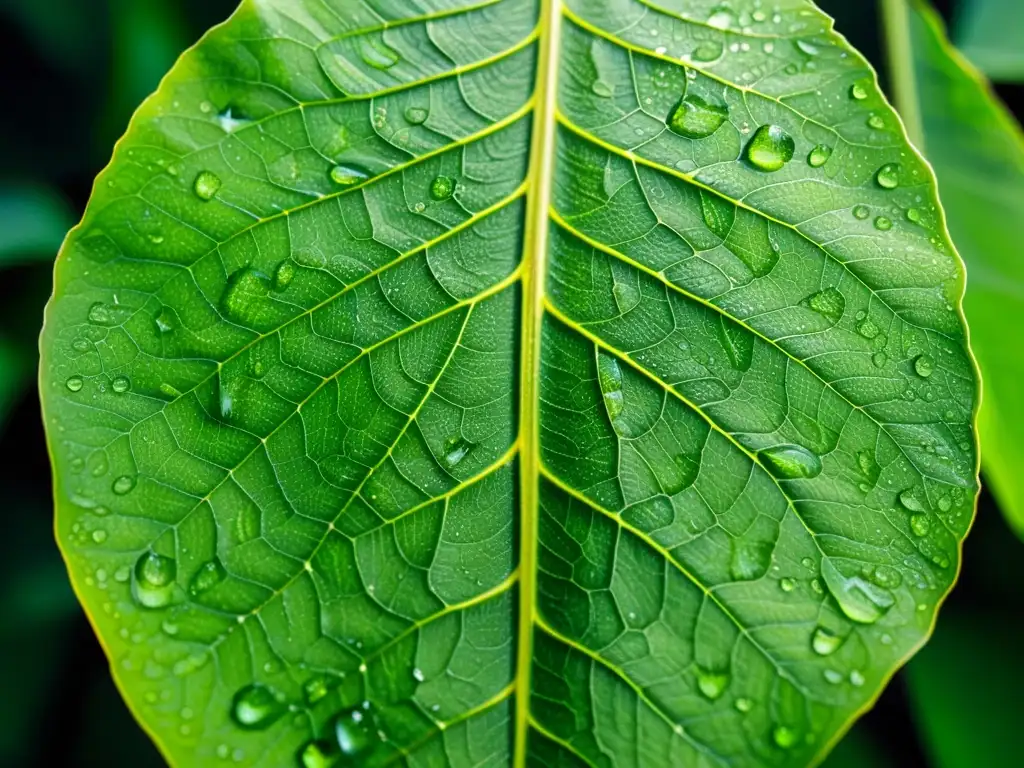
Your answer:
32;1;983;768
954;0;1024;82
901;0;1024;537
0;184;73;265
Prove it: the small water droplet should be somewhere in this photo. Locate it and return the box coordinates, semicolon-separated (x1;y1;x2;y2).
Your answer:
231;684;285;730
335;707;378;757
824;668;844;684
875;163;900;189
914;354;934;378
744;125;795;172
359;37;400;70
735;698;752;713
303;674;337;706
850;82;869;100
66;376;84;392
112;375;131;394
404;106;428;125
330;165;368;186
874;216;893;231
299;740;337;768
849;670;865;687
591;79;613;98
910;514;931;537
780;577;796;593
696;668;729;700
597;353;626;428
906;207;922;223
667;95;728;139
274;261;295;291
92;529;108;544
856;318;880;339
899;488;927;513
222;268;271;326
193;171;222;201
132;551;177;609
112;475;136;495
807;144;832;167
872;351;888;368
430;175;455;200
853;205;870;220
692;40;724;62
773;725;799;749
190;558;227;596
759;444;822;479
441;436;473;468
867;114;885;130
801;287;845;323
707;6;734;29
812;627;842;656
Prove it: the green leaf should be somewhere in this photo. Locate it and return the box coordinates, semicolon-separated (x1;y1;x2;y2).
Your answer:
905;612;1022;768
954;0;1024;82
40;1;979;765
891;1;1024;538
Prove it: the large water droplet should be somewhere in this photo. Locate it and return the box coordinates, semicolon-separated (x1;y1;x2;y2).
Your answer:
821;557;895;624
807;144;832;167
222;268;271;326
875;163;900;189
193;171;222;201
189;558;226;596
744;125;795;172
811;627;842;656
801;287;845;324
231;683;285;730
759;444;822;479
914;354;934;378
330;164;368;186
335;707;378;757
360;37;400;70
133;551;176;609
696;668;729;700
667;95;728;139
597;353;625;426
430;175;455;200
404;106;429;125
442;436;473;469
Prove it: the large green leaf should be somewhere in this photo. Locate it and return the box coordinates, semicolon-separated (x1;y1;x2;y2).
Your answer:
889;0;1024;537
40;1;979;765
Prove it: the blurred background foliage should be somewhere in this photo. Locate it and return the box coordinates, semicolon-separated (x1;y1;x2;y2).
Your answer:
0;0;1021;765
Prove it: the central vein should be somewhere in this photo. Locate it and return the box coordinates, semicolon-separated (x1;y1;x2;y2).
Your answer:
514;0;562;762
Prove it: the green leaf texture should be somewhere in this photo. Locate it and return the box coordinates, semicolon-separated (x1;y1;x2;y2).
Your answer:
901;1;1024;538
40;1;979;766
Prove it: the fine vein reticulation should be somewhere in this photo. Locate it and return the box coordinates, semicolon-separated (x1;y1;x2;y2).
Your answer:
40;0;979;766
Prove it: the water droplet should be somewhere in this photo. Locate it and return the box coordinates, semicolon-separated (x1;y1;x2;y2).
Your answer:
850;82;869;100
430;175;455;200
155;307;176;334
849;669;866;687
856;318;880;339
801;287;845;324
132;551;177;609
335;707;378;757
824;668;843;684
193;171;222;201
707;6;734;29
910;514;931;537
867;114;885;130
906;207;922;223
872;351;888;368
759;444;822;479
773;725;799;749
875;163;900;189
112;475;136;495
88;302;116;325
735;698;752;713
730;539;773;581
853;205;870;220
190;558;226;596
112;375;131;394
667;95;728;139
744;125;795;172
914;354;934;378
596;354;626;428
360;37;399;70
303;674;337;706
812;627;842;656
780;577;796;592
591;80;613;98
899;488;927;513
299;740;337;768
404;106;428;125
696;668;729;700
231;684;285;730
807;144;832;167
872;565;902;589
66;376;84;392
821;557;894;624
692;40;724;62
874;216;893;231
92;529;108;544
441;436;473;469
222;268;271;326
330;165;368;186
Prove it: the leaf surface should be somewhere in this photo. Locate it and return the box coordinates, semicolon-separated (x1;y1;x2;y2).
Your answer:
40;1;979;765
954;0;1024;82
900;0;1024;537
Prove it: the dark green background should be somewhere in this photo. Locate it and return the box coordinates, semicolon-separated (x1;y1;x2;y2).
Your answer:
0;0;1020;765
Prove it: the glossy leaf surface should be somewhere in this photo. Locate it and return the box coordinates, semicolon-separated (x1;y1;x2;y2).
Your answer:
40;1;979;765
903;1;1024;537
